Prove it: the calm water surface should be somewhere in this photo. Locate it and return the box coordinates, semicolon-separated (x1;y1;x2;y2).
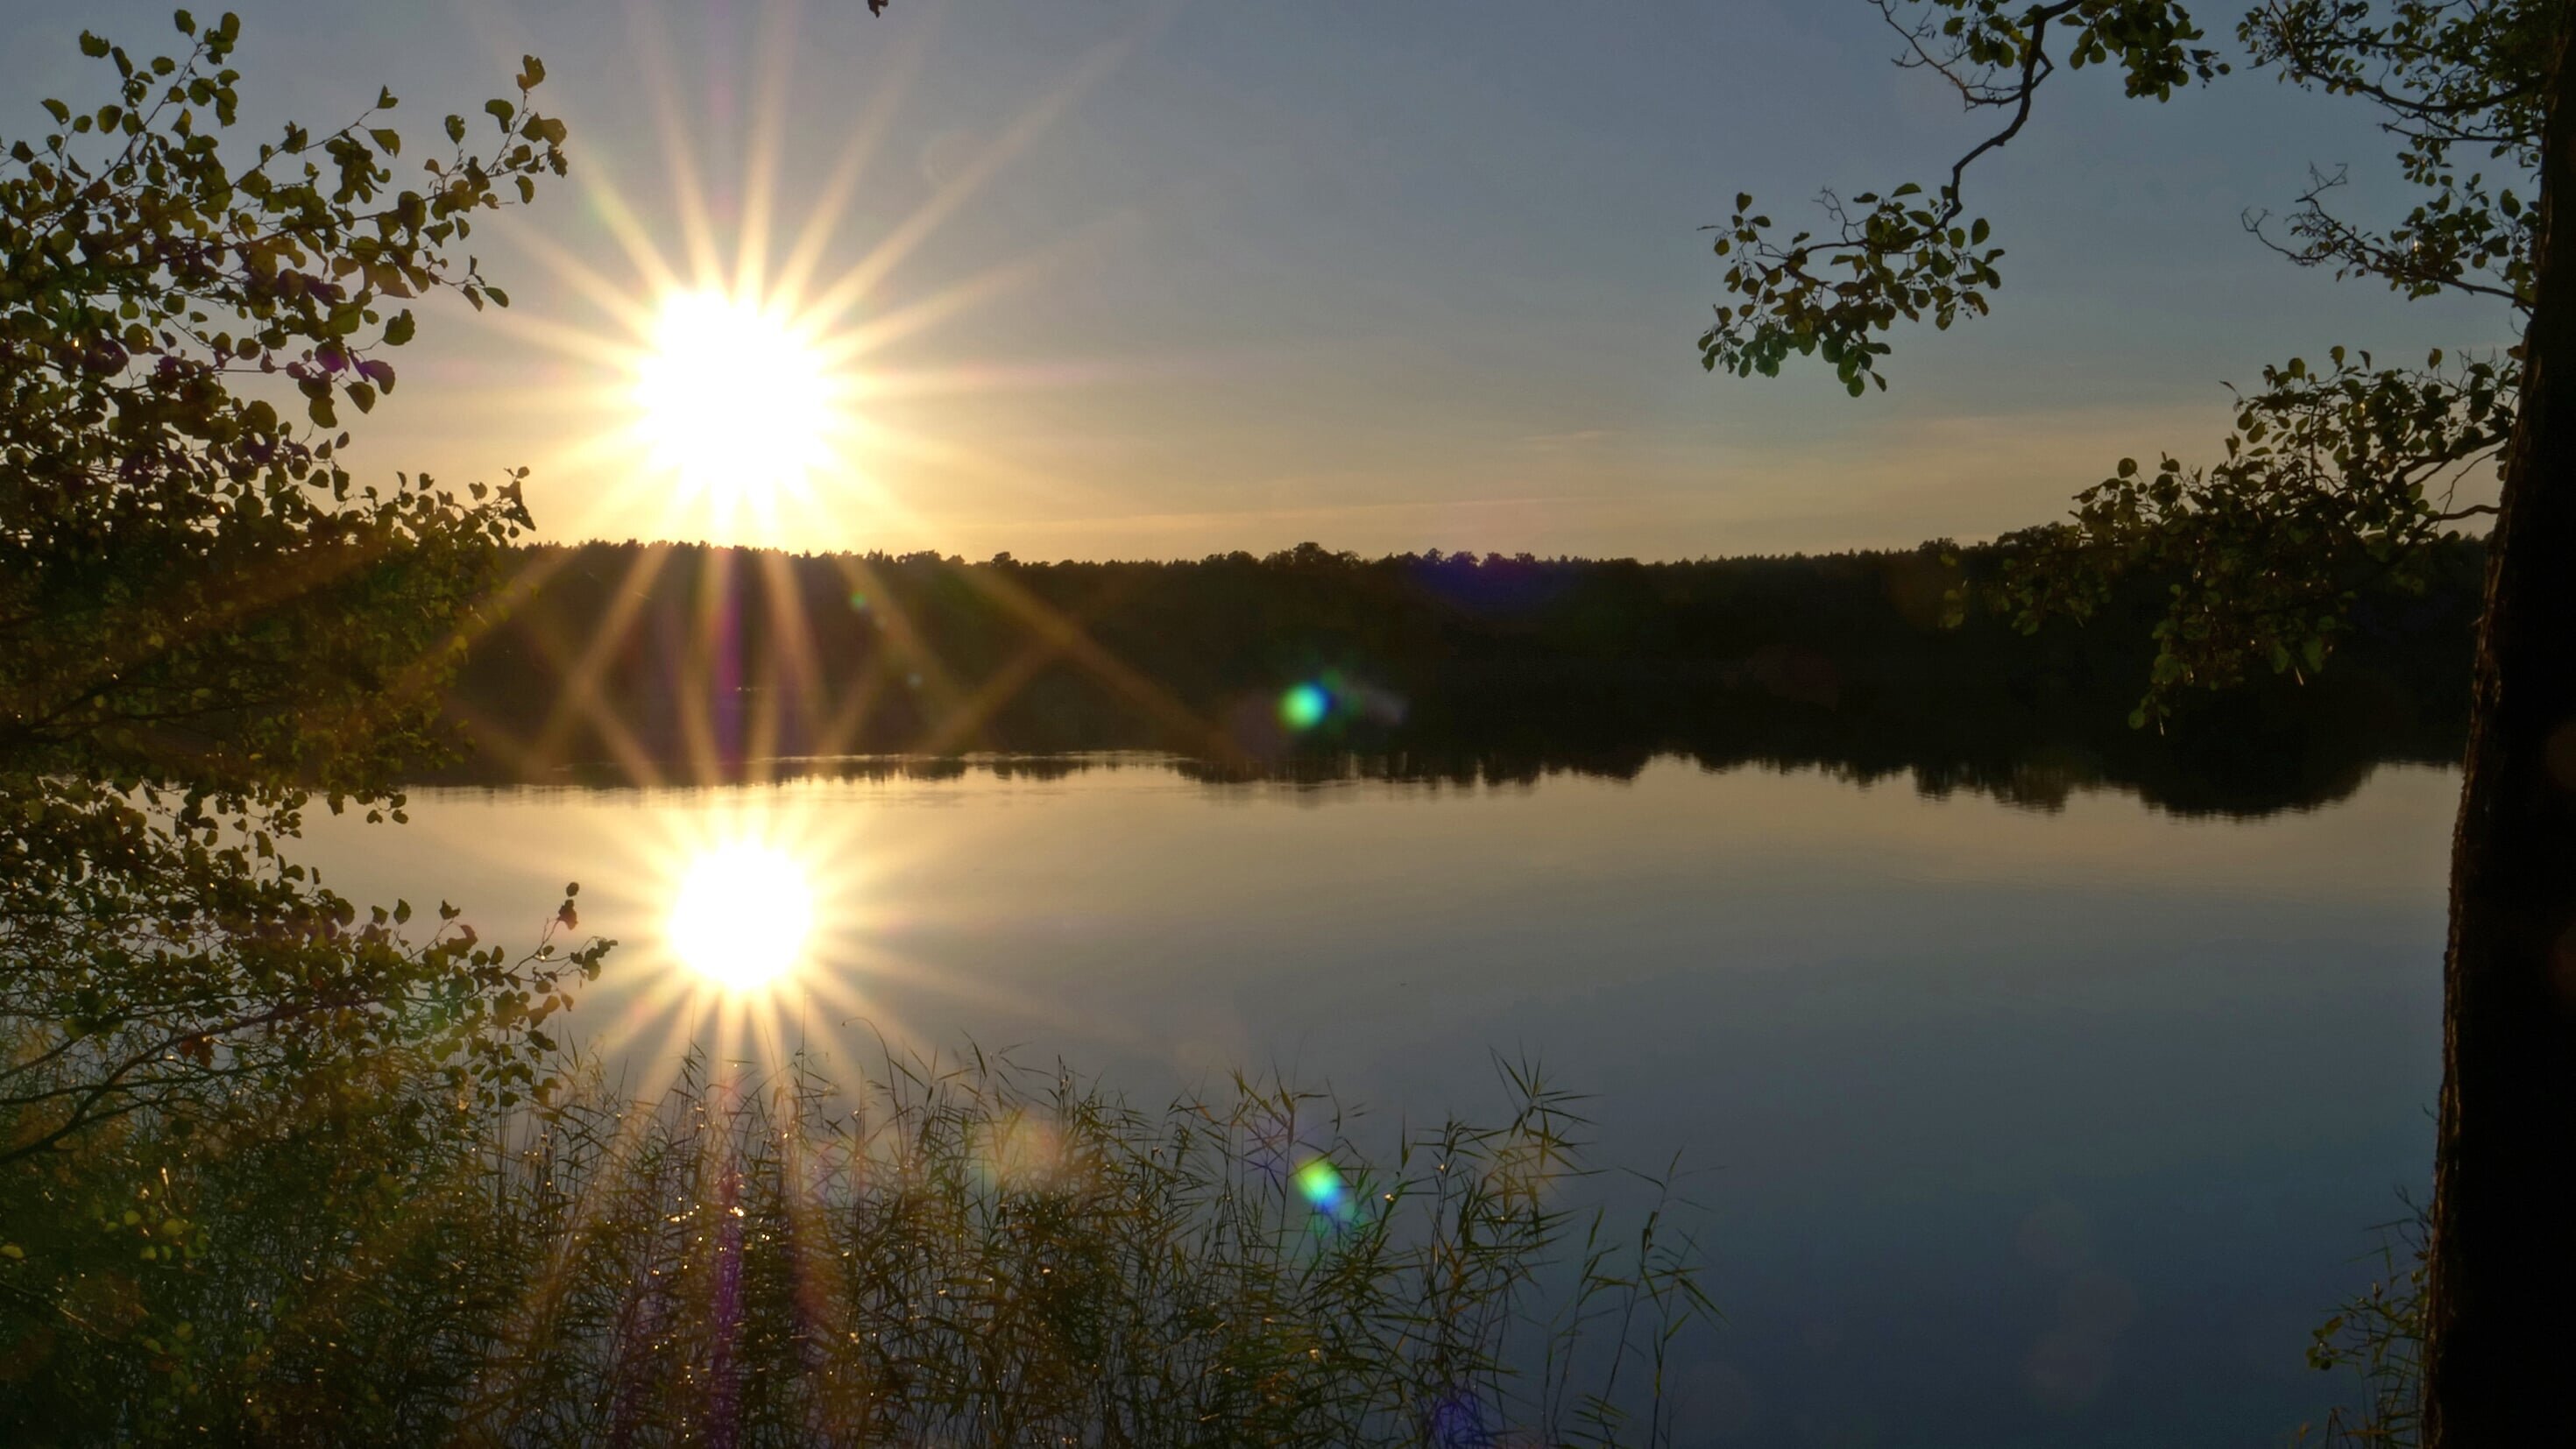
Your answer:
308;757;2451;1448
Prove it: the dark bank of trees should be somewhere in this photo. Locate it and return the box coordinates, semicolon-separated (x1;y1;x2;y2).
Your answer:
446;534;2481;815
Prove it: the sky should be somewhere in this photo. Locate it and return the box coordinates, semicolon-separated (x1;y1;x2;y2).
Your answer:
6;0;2516;561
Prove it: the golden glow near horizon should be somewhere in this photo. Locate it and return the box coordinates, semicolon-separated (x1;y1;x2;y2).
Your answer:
630;287;842;528
486;1;1143;557
667;838;817;993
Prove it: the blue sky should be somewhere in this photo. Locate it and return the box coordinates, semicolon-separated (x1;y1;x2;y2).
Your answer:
6;0;2513;558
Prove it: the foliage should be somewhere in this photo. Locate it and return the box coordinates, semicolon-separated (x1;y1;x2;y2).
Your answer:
2;11;565;789
1701;0;2225;395
0;1045;1712;1447
1983;347;2509;724
0;11;601;1246
2241;0;2550;307
1710;0;2544;722
2297;1206;2430;1448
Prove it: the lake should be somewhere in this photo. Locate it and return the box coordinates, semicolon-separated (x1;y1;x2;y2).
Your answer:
303;754;2451;1448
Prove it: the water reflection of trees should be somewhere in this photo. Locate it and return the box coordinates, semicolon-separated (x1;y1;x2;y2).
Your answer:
442;540;2478;817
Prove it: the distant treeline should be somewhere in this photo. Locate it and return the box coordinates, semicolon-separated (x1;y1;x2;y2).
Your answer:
441;538;2484;815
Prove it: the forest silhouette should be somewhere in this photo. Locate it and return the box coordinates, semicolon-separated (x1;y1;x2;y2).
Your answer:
442;535;2482;816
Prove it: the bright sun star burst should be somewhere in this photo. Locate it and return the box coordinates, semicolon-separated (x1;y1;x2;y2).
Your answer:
632;287;840;523
667;839;817;993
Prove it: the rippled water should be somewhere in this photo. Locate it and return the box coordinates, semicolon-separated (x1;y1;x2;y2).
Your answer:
304;755;2452;1447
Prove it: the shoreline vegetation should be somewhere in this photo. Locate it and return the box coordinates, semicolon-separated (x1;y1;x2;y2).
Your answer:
439;536;2483;816
2;1040;1713;1445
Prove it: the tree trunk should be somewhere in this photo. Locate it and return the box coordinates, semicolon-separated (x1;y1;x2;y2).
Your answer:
2421;10;2576;1444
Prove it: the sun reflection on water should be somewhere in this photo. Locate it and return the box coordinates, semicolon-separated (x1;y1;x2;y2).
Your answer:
667;838;816;993
553;782;1179;1105
578;797;900;1089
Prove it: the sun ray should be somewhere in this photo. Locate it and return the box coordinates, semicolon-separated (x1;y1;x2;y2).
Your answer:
462;553;674;788
810;655;898;761
801;38;1138;329
728;0;807;306
771;2;945;307
622;0;729;288
572;157;695;305
434;697;553;782
808;553;972;754
772;1105;865;1423
573;706;672;795
844;357;1151;400
812;211;1141;368
753;548;833;764
677;545;738;783
529;544;676;766
951;563;1246;765
451;1059;683;1417
383;544;586;732
499;228;674;344
847;416;1082;502
914;621;1083;757
823;415;1152;550
487;303;665;373
803;934;1161;1060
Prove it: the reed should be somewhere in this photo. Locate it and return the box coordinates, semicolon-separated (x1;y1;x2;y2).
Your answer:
2296;1206;2428;1449
1;1043;1712;1446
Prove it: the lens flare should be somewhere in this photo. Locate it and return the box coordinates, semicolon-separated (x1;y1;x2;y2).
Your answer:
633;287;839;514
1278;682;1330;732
1294;1156;1346;1216
668;839;816;993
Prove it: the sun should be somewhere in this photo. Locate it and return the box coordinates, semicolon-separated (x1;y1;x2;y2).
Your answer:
495;0;1147;553
631;287;842;525
666;839;817;993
